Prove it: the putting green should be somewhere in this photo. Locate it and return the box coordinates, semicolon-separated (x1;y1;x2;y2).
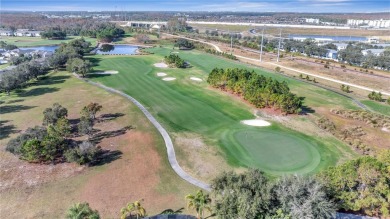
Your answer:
224;128;321;174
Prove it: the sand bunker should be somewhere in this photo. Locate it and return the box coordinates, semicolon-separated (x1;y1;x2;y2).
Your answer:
241;119;271;127
157;72;167;77
91;70;118;75
154;62;168;68
190;77;203;81
382;127;390;133
162;77;176;81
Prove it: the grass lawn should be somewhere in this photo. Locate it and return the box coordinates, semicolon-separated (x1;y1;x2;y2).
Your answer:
0;36;98;47
361;100;390;117
0;71;196;218
0;63;10;70
88;46;357;176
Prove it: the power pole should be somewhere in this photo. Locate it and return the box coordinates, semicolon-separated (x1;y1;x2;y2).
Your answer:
260;27;264;62
277;28;282;62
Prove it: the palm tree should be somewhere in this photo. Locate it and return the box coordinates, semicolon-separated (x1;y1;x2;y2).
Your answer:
66;202;100;219
120;200;146;219
185;190;212;219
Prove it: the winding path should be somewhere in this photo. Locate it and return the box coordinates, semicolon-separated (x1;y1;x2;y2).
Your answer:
75;75;211;191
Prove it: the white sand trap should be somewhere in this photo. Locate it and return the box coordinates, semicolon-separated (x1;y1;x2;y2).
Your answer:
241;119;271;127
382;127;390;133
162;77;176;81
154;62;168;68
92;70;118;75
190;77;203;81
157;72;167;77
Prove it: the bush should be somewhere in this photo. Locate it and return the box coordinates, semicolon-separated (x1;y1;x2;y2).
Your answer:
6;126;47;154
164;54;186;68
275;66;281;72
65;141;101;165
368;91;382;102
43;103;68;126
66;202;100;219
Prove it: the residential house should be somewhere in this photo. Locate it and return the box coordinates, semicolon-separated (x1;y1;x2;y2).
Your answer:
0;30;14;36
326;49;338;60
333;43;348;51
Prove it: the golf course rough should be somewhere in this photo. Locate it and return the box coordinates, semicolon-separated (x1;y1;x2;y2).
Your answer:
89;46;355;176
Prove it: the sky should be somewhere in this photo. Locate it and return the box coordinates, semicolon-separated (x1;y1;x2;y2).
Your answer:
1;0;389;13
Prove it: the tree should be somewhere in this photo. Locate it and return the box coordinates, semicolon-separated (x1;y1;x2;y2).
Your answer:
41;29;66;39
78;116;94;137
167;17;187;32
185;190;212;219
65;141;101;165
318;155;390;217
66;202;100;219
6;126;47;154
67;58;92;77
120;200;146;219
275;66;281;72
175;38;194;49
211;169;272;219
273;175;336;219
81;103;102;120
135;34;150;44
43;103;68;126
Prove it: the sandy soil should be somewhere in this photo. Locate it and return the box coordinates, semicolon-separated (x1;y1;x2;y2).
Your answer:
154;62;168;68
241;119;271;127
157;72;167;77
162;77;176;81
91;70;119;75
190;77;202;81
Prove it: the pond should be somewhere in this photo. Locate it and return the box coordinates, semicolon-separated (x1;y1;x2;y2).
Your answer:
96;44;138;55
288;34;367;42
19;45;59;52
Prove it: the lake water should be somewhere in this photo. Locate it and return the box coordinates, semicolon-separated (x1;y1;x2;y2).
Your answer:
96;44;138;55
19;45;59;52
289;34;367;42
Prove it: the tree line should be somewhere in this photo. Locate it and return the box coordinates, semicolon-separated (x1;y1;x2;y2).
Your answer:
207;68;303;114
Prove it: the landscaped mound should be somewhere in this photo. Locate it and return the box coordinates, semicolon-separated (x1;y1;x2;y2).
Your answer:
207;68;303;114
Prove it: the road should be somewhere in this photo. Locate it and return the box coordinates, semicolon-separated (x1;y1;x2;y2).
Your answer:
165;33;390;97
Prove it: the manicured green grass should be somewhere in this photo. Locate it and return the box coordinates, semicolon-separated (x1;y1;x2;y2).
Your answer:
0;36;97;47
88;46;357;175
0;63;10;70
361;100;390;116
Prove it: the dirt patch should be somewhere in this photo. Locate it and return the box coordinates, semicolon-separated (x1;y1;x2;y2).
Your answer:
174;133;233;182
78;131;179;218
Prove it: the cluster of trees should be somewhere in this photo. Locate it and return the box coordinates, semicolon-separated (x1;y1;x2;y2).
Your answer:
164;54;186;68
166;17;188;32
6;103;103;165
318;152;390;217
184;169;336;219
79;23;125;43
368;91;383;102
207;68;303;114
48;38;92;77
0;60;49;95
204;49;237;60
174;38;194;49
339;44;390;70
340;84;351;93
0;41;18;51
41;29;67;39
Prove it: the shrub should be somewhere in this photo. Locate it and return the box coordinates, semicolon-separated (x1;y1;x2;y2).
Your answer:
6;126;47;154
66;202;100;219
275;66;281;72
164;54;186;68
65;141;101;165
43;103;68;126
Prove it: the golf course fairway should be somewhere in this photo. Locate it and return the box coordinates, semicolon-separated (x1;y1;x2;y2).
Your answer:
88;46;356;175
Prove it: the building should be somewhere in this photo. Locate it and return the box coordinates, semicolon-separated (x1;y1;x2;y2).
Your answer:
305;18;320;24
362;49;385;56
347;19;390;28
333;43;348;51
0;30;14;36
326;49;338;60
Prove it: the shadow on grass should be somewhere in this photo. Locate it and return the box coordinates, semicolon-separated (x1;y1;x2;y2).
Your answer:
98;113;125;122
86;57;102;67
89;125;134;144
0;120;20;140
7;99;24;104
0;104;36;114
35;75;70;86
159;208;184;215
300;105;316;115
17;87;60;97
91;150;123;166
